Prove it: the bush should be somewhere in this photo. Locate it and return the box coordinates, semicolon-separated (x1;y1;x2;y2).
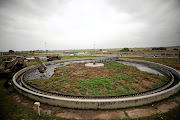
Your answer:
120;48;129;52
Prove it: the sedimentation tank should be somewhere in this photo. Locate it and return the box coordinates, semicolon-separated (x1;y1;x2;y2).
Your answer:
12;58;180;109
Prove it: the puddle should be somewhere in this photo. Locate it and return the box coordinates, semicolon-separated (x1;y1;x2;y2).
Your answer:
117;61;163;76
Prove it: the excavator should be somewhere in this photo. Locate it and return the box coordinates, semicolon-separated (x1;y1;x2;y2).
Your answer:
47;55;61;61
0;56;26;76
0;56;47;76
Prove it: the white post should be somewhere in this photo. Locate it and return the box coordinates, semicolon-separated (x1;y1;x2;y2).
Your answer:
34;102;40;116
165;52;166;58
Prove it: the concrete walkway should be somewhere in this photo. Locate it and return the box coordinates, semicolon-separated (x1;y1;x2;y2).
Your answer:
12;93;180;120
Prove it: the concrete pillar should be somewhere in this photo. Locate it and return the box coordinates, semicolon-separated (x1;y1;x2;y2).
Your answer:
34;102;40;116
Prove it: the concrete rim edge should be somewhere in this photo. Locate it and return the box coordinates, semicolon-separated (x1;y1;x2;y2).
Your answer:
12;58;180;109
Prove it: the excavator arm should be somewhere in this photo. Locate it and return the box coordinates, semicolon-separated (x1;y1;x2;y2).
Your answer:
7;57;25;70
34;57;47;73
7;58;19;69
0;56;26;74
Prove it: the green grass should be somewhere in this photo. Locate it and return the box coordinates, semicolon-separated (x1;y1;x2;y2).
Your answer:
25;61;38;67
75;76;116;95
61;56;97;60
152;76;168;88
52;109;59;115
25;60;47;67
52;77;71;83
57;66;71;73
31;61;168;96
0;78;71;120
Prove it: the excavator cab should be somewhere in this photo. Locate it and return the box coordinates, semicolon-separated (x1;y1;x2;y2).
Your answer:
38;67;46;73
4;61;10;68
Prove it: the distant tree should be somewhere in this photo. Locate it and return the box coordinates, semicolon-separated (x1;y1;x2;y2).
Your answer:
120;48;129;52
9;50;14;54
152;47;166;50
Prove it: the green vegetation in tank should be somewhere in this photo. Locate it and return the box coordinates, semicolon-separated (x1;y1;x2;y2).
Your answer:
27;61;169;96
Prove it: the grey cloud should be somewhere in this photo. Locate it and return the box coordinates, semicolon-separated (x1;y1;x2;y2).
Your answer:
0;0;180;51
107;0;180;47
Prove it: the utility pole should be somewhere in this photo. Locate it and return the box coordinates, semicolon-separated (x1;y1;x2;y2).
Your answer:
45;42;47;56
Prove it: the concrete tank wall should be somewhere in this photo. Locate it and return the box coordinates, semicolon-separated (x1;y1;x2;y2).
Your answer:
12;58;180;109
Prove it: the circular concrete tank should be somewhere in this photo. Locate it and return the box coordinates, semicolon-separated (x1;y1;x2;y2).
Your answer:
12;57;180;109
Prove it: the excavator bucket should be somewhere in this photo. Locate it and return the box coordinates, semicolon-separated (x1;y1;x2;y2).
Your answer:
38;68;46;73
34;57;47;73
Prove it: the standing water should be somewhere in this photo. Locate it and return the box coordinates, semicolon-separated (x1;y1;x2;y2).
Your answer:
117;61;164;76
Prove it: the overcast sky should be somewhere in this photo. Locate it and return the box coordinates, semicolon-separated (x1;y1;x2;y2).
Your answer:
0;0;180;51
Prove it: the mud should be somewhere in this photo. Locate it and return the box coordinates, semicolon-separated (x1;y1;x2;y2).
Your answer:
24;64;60;80
24;60;91;81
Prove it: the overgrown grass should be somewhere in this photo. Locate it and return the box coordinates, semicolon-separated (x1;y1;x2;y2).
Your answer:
29;61;168;96
25;60;47;67
25;61;37;67
52;77;71;83
52;109;59;115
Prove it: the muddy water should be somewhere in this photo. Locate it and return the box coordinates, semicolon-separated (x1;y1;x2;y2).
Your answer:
24;63;61;80
24;60;91;81
117;61;164;76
